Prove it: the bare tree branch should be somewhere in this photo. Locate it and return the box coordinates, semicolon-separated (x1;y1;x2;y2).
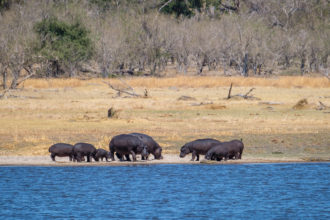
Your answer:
159;0;174;12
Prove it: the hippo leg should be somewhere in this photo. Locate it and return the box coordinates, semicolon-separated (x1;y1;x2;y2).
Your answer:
125;154;131;161
87;155;91;162
110;151;116;161
115;152;122;161
51;153;56;161
191;151;196;161
76;153;82;162
69;155;73;161
196;154;200;161
130;151;136;161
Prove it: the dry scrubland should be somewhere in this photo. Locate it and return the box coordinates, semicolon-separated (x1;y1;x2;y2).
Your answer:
0;76;329;161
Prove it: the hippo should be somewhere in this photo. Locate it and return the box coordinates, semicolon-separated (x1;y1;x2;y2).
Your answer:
205;144;231;161
205;139;244;161
109;134;149;162
73;143;97;162
179;138;221;161
129;133;163;160
95;148;111;162
48;143;74;161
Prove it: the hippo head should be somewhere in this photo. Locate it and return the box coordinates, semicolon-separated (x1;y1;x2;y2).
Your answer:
92;151;99;162
205;152;211;160
141;145;149;159
179;146;190;158
154;147;163;160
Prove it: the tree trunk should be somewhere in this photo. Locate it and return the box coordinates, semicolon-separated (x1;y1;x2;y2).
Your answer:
10;75;18;89
242;53;249;77
69;64;76;77
2;71;7;90
300;53;306;75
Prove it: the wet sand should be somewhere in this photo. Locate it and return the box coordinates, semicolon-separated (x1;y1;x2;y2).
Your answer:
1;154;326;166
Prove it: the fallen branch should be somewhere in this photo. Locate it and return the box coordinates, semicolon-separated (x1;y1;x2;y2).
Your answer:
316;101;330;110
226;84;259;100
259;101;283;105
227;83;233;99
243;88;255;98
10;71;35;89
102;80;141;97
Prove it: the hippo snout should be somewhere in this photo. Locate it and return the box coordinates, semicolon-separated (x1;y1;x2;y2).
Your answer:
179;152;186;158
141;147;148;158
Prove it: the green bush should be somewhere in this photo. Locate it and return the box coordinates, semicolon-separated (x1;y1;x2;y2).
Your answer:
34;17;94;77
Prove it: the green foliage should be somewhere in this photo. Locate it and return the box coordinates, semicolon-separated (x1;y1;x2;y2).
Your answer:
160;0;203;17
159;0;222;17
34;17;93;73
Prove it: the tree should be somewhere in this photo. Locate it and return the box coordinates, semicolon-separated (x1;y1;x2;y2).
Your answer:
34;17;94;77
0;2;36;90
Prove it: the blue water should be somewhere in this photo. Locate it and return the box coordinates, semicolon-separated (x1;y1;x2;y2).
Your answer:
0;163;329;219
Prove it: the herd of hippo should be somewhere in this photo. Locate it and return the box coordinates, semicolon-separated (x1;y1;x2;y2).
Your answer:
49;132;244;163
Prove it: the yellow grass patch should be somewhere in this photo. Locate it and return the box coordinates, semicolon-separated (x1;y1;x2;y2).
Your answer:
21;76;330;89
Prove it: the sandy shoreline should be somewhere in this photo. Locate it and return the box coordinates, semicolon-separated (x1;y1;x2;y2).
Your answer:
0;154;328;166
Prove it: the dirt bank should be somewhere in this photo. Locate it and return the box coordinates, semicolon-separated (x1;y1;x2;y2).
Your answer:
1;154;327;166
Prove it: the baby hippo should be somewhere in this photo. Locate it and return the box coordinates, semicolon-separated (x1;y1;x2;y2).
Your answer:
95;148;111;162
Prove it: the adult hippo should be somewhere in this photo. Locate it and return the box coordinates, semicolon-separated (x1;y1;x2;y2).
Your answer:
179;138;221;161
95;148;111;162
73;143;97;162
49;143;74;161
129;133;163;160
109;134;149;162
205;139;244;161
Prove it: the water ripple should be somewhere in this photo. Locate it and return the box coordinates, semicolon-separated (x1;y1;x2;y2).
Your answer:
0;163;329;219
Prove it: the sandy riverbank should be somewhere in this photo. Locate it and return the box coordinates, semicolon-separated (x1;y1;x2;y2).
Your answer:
1;154;327;166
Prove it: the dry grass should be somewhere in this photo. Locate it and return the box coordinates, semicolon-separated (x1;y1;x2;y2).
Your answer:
0;76;329;159
21;76;330;89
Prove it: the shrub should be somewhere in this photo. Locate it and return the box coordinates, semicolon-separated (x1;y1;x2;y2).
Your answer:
34;17;94;77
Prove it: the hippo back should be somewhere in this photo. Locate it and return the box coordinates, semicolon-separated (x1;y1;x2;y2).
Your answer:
73;143;97;154
205;143;229;160
110;134;146;154
187;138;221;154
129;133;162;158
95;148;108;157
49;143;74;155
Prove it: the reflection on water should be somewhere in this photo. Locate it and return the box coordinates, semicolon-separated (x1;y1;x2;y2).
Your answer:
0;163;329;219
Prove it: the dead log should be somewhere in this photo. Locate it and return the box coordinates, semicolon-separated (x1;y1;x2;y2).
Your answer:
316;101;330;110
102;80;141;97
226;84;259;100
227;83;233;99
